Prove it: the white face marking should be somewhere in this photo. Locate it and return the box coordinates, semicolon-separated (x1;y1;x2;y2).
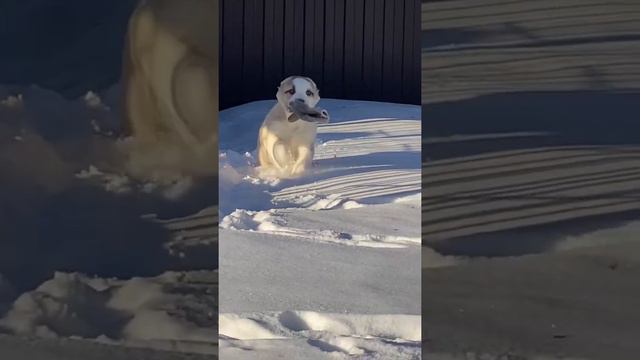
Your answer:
290;77;319;108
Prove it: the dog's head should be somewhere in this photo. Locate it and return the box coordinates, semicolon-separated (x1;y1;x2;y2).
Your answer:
276;76;321;112
276;76;329;124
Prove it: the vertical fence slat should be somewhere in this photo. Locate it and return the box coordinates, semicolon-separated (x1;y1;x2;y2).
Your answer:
402;0;415;104
343;0;356;98
263;0;276;97
293;0;305;76
333;0;346;99
221;0;244;108
382;0;396;102
273;0;286;84
242;0;264;102
391;0;405;102
303;0;315;77
352;0;365;99
361;0;376;100
323;0;336;95
312;0;325;88
371;0;386;101
412;0;421;104
283;0;296;78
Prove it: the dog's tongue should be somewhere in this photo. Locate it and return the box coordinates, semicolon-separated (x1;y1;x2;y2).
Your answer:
288;102;330;124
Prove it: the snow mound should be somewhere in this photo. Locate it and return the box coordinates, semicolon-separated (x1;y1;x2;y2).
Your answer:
220;311;420;359
554;220;640;252
219;99;421;217
0;94;24;109
1;83;218;357
220;206;420;248
219;99;421;358
0;84;212;200
0;271;217;355
74;163;194;199
218;314;285;340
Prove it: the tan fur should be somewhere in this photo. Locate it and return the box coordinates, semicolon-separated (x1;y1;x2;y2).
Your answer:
122;0;218;180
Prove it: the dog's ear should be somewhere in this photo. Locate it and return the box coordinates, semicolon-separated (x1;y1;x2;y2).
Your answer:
280;76;293;87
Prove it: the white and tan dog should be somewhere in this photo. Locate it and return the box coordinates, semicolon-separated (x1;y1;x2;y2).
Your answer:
121;0;218;180
257;76;329;179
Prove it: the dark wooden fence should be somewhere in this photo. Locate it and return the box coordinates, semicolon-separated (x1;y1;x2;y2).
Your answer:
220;0;420;110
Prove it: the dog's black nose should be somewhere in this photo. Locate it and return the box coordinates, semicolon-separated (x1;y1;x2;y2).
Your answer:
295;98;305;103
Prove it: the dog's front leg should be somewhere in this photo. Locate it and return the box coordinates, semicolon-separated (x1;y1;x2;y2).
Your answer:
290;145;313;176
272;140;292;172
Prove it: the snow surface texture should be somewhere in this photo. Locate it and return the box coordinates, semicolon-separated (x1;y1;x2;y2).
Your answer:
0;271;217;355
219;99;422;359
0;84;211;198
1;84;218;357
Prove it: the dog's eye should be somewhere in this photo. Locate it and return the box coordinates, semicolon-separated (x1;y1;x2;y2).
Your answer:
306;90;314;96
286;88;295;95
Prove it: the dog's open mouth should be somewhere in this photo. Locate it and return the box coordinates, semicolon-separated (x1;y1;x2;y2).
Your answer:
288;102;330;124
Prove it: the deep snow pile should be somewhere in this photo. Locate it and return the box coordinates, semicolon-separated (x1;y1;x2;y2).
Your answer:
0;272;215;341
0;271;217;355
0;85;218;356
218;99;422;359
0;84;209;199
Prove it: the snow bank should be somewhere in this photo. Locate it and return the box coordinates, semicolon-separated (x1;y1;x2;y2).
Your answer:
0;85;121;141
219;99;421;358
221;205;420;248
553;220;640;252
0;271;217;355
0;84;213;202
219;99;421;216
74;163;196;200
220;311;420;359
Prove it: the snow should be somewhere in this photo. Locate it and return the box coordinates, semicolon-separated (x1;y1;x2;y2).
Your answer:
83;91;109;110
0;94;24;109
0;334;216;360
220;311;421;359
0;271;217;355
1;83;217;357
219;99;422;359
220;204;420;249
1;82;421;358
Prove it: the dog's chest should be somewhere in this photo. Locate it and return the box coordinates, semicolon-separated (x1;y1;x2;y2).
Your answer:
269;119;317;142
